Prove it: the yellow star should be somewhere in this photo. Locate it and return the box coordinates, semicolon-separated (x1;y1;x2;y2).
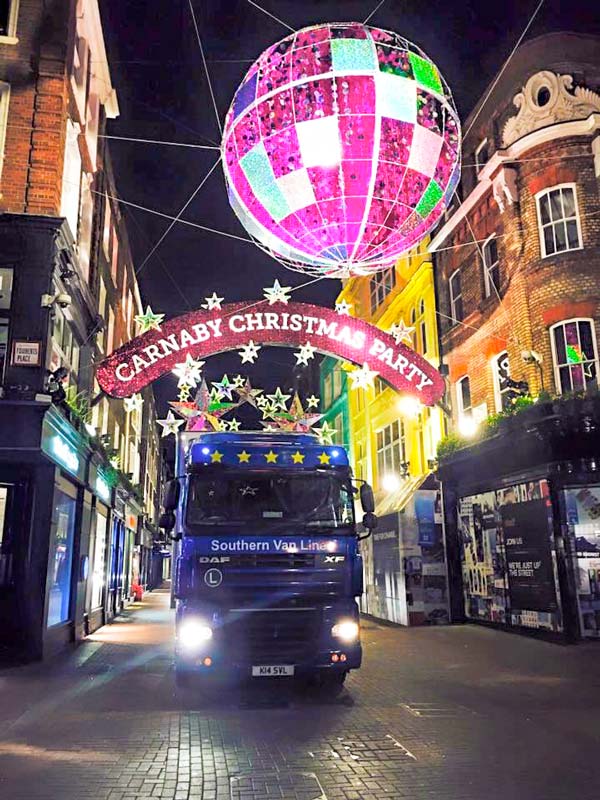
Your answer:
318;452;331;465
210;451;223;463
291;451;305;464
264;450;278;463
237;450;251;463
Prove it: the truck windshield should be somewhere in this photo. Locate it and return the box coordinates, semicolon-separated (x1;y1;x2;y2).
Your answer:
186;472;354;531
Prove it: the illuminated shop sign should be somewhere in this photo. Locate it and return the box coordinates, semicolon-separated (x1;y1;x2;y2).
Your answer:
51;435;79;474
96;302;444;404
95;475;111;503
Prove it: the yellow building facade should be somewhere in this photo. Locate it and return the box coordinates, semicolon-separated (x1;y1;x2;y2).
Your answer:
337;236;446;516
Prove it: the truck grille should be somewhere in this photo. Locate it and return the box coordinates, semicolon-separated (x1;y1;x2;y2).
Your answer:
225;553;316;569
223;609;319;664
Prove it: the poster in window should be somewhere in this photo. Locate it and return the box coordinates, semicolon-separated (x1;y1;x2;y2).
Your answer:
501;499;558;613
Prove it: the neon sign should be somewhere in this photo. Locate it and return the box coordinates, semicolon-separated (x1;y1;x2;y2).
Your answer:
95;475;111;503
96;302;444;404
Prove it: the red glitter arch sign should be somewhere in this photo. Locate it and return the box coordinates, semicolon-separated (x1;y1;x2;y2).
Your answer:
96;302;444;404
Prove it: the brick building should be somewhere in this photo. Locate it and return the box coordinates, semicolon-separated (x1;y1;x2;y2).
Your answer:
0;0;163;661
432;33;600;640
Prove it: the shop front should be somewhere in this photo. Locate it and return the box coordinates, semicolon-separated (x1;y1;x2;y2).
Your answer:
361;478;449;626
439;396;600;641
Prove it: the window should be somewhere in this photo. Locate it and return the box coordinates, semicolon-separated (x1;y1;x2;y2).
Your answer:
415;297;427;354
0;0;19;39
550;319;599;395
456;376;472;419
369;267;396;313
323;373;333;408
536;185;582;257
374;376;387;395
482;235;500;298
332;367;342;400
0;81;10;184
376;420;406;488
493;351;513;412
449;269;463;323
90;509;108;609
47;484;77;627
331;412;343;445
475;139;489;173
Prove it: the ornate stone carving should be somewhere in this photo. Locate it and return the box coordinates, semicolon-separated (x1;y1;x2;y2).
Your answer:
492;167;519;212
502;71;600;147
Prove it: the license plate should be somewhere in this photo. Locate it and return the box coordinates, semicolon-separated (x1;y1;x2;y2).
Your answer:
252;665;294;677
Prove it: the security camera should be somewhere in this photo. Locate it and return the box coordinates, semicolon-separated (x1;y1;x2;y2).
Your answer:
56;293;72;308
521;350;542;365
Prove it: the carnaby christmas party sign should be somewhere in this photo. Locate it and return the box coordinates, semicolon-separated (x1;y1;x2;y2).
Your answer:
96;300;444;405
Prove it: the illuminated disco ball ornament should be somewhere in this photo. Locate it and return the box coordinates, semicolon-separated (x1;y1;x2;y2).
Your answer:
222;22;461;277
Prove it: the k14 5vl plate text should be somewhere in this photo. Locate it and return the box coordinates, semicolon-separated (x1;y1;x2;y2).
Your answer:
252;665;294;676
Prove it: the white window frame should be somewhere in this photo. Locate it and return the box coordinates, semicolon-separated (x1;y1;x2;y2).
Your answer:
0;0;19;43
549;317;599;396
449;269;463;324
369;267;396;313
492;351;511;412
535;183;583;259
0;82;10;185
482;234;500;299
475;138;489;173
376;420;406;488
456;375;472;419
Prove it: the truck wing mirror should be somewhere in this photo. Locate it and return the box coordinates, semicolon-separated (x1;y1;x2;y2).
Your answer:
159;511;176;533
163;479;180;511
359;483;375;513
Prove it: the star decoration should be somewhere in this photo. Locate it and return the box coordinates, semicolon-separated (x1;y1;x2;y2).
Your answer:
235;379;264;408
211;375;235;401
232;374;246;389
294;341;316;366
157;411;184;438
306;394;320;410
313;420;337;445
256;394;269;409
335;300;352;316
228;418;241;431
263;423;278;432
263;279;292;306
172;354;205;388
237;450;251;463
318;451;331;465
264;450;278;463
169;379;239;432
123;394;144;413
389;319;415;346
178;384;192;402
349;362;379;390
240;484;258;496
291;451;305;464
135;305;165;334
267;386;290;411
201;292;224;310
259;393;323;433
239;340;261;364
260;401;279;420
210;450;223;463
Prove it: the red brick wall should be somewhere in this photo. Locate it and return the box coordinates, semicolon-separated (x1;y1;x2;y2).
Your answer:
0;0;70;214
437;135;600;423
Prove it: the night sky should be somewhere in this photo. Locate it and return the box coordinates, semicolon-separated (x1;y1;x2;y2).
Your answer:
99;0;598;414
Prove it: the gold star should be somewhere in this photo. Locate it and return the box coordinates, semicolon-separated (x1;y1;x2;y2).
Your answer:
210;451;223;463
264;450;278;463
318;451;331;465
237;450;251;463
291;451;305;464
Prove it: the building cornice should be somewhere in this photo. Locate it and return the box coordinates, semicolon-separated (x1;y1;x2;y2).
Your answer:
429;112;600;252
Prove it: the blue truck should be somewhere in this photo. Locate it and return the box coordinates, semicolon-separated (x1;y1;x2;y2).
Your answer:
160;430;377;688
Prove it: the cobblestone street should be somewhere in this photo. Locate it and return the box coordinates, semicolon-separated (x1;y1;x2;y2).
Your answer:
0;589;598;800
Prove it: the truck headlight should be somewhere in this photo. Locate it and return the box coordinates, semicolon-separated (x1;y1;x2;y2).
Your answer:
179;618;213;650
331;620;359;643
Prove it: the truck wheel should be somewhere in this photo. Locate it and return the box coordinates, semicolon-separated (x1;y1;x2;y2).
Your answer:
316;670;347;695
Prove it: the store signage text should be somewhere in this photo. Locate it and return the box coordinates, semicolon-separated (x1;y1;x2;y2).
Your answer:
96;302;444;404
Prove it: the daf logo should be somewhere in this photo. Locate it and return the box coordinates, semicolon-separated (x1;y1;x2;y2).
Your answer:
199;556;230;564
204;568;223;588
324;555;345;563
